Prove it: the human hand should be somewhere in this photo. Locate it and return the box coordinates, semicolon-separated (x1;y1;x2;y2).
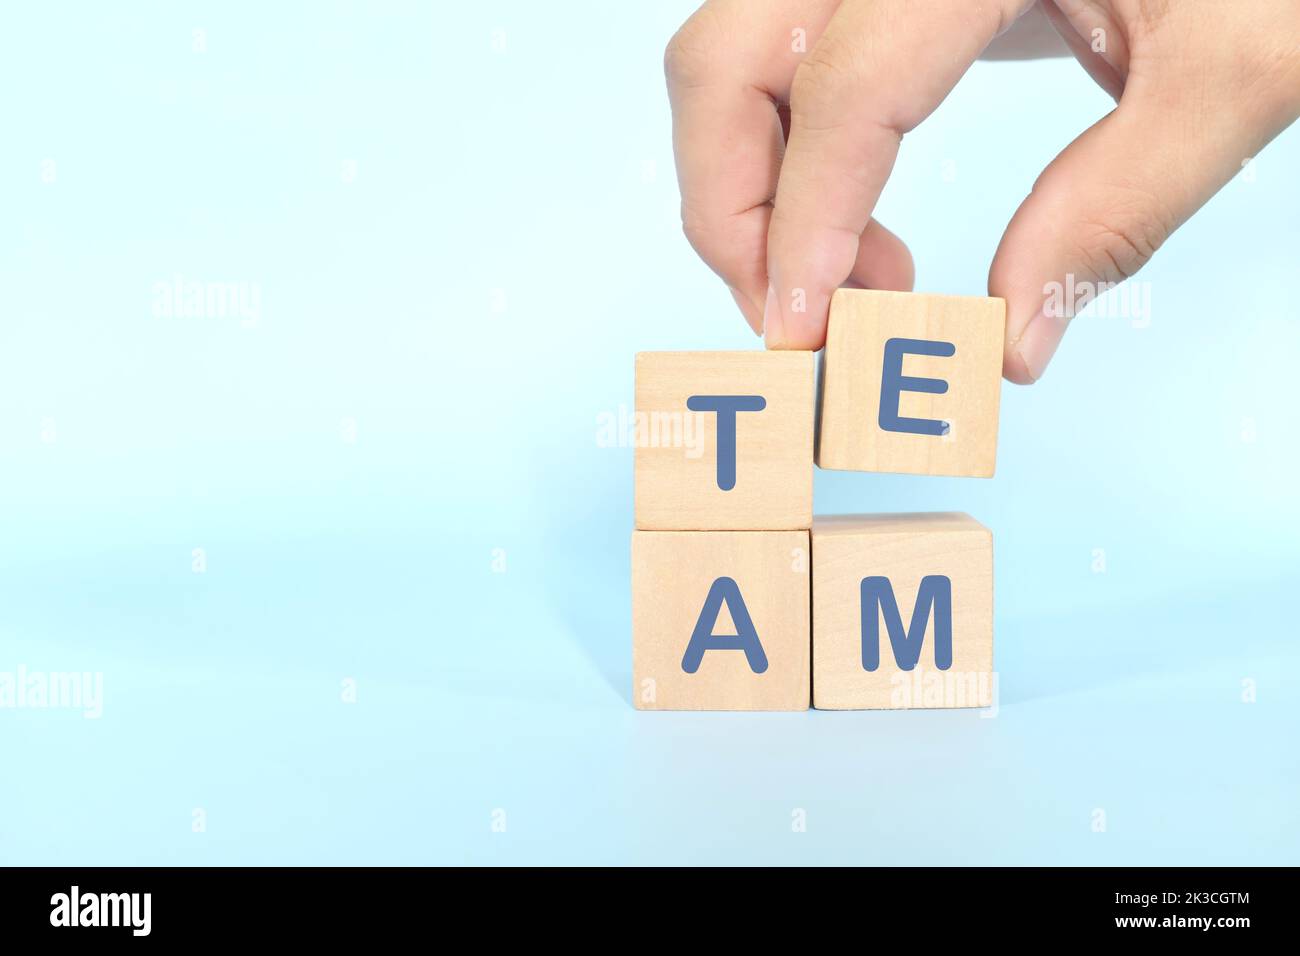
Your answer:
666;0;1300;381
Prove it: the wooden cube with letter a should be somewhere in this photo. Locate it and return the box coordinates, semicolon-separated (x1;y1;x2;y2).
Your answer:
635;351;813;530
812;513;993;710
632;529;810;711
817;289;1005;478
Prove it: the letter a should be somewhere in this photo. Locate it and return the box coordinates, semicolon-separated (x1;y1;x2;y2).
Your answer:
681;577;768;674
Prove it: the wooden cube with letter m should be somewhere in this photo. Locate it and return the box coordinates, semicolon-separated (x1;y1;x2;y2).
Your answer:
811;513;994;709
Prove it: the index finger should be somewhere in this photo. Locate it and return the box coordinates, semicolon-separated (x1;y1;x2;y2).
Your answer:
765;0;1035;348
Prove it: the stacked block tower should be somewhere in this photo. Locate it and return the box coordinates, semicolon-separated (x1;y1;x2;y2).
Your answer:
632;289;1004;711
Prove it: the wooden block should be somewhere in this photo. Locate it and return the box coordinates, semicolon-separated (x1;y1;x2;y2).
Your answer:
632;529;810;711
635;351;813;530
817;289;1005;477
811;513;993;710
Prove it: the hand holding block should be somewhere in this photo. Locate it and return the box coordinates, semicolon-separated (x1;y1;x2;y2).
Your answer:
817;289;1005;477
632;530;810;710
635;351;813;530
812;513;993;710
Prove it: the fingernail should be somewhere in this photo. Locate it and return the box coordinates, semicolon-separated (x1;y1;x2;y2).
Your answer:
1008;306;1067;383
1005;296;1039;350
763;284;785;349
728;287;763;337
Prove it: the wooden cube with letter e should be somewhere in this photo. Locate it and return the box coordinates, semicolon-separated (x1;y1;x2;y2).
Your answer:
817;289;1005;478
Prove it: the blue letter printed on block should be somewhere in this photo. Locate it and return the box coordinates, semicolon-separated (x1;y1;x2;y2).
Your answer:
878;338;954;436
685;395;766;491
860;575;952;671
681;576;769;674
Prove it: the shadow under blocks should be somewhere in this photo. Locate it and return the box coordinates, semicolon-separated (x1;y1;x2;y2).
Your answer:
631;289;1004;711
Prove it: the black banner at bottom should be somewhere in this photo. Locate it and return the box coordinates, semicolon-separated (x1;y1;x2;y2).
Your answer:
0;866;1277;941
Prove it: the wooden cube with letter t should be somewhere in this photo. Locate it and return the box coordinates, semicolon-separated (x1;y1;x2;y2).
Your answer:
632;529;810;711
816;289;1005;478
811;513;993;710
635;351;814;530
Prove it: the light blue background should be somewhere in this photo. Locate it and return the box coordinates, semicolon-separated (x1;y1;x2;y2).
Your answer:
2;1;1296;865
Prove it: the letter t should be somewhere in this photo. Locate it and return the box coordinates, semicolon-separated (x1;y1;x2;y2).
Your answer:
686;395;766;491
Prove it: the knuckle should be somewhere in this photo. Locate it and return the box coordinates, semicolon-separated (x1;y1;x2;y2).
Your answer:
662;34;695;87
664;11;722;91
679;205;714;253
790;43;858;120
1074;186;1174;280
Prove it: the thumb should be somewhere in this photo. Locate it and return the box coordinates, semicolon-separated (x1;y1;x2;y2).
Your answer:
991;88;1285;383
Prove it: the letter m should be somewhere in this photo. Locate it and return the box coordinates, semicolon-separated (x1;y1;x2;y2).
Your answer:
860;575;952;671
